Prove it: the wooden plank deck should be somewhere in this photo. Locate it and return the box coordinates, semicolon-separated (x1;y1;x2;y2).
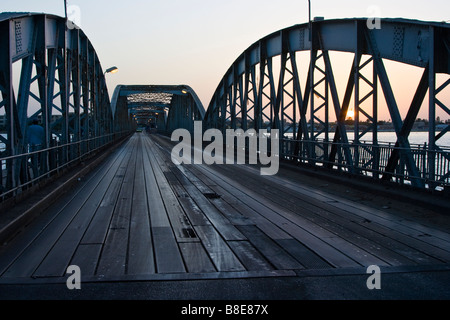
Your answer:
0;132;449;283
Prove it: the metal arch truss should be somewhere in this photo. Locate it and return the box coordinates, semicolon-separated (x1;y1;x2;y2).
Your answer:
0;13;133;200
204;18;450;190
111;84;205;134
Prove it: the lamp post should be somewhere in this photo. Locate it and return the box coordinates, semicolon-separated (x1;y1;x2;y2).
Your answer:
104;66;119;134
308;0;311;40
308;0;311;23
308;0;314;147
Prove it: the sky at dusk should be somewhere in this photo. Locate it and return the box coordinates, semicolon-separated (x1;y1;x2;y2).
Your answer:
2;0;450;121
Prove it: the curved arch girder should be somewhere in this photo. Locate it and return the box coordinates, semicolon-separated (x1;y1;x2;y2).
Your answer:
204;18;450;189
0;12;132;200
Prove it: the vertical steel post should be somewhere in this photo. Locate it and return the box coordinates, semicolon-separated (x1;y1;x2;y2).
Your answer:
428;26;436;183
0;20;14;190
365;28;424;188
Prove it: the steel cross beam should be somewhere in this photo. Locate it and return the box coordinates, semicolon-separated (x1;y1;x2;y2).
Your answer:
382;67;429;181
365;28;425;188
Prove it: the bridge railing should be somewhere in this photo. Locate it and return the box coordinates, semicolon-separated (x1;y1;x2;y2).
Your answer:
0;130;131;202
281;138;450;189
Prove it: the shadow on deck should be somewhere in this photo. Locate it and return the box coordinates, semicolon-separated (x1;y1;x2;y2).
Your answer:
0;133;449;299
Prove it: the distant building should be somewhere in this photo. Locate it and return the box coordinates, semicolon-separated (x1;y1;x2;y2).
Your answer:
413;121;428;131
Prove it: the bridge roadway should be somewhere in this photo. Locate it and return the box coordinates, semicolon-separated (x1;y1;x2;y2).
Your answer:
0;133;450;300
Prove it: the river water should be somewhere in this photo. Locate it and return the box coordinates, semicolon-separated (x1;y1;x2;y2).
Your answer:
285;131;450;147
1;131;450;152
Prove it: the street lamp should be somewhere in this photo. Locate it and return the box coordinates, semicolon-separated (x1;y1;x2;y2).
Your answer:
104;66;119;75
308;0;312;40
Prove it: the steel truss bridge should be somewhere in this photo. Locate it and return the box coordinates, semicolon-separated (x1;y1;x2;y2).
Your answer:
1;13;449;199
0;12;450;300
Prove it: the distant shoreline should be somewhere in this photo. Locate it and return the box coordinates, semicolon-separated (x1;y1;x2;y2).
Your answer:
0;129;446;134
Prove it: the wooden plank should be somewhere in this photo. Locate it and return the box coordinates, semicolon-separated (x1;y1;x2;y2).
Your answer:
275;239;332;269
156;142;250;233
144;134;450;267
70;244;102;276
334;215;450;264
186;165;291;240
176;164;213;193
0;191;75;276
210;165;338;238
163;171;179;184
2;138;133;278
218;165;423;267
237;165;448;264
228;241;274;271
343;201;450;243
194;225;245;272
143;136;198;242
148;137;264;232
96;137;138;276
331;201;450;253
141;141;172;229
199;159;448;265
149;136;246;241
95;206;130;276
152;227;186;274
285;203;436;266
277;182;450;264
179;242;217;273
152;136;363;267
80;142;132;244
127;136;155;275
190;164;299;240
149;140;245;240
217;164;403;267
171;183;212;226
194;164;361;268
237;225;303;270
250;164;450;249
176;165;253;226
173;178;246;241
140;136;186;274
